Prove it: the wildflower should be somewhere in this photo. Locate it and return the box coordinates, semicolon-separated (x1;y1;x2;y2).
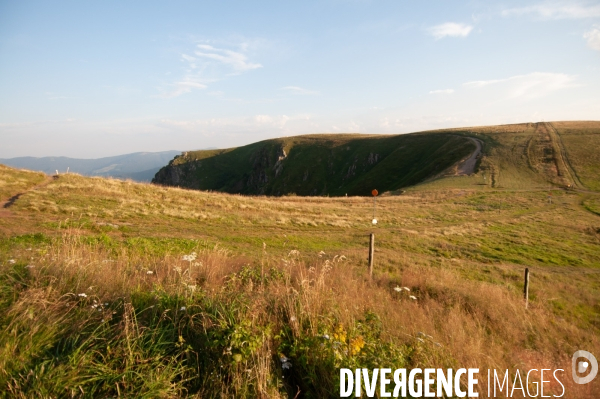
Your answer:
8;259;15;264
180;306;186;311
394;286;402;292
280;355;292;370
78;293;87;298
174;266;182;273
182;252;197;262
288;250;300;257
409;295;417;300
349;336;365;355
290;316;297;322
321;334;330;340
146;270;154;275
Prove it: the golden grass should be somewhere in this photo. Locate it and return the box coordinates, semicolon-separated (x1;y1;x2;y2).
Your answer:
1;163;600;397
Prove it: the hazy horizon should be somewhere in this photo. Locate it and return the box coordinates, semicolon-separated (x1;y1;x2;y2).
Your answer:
2;0;600;158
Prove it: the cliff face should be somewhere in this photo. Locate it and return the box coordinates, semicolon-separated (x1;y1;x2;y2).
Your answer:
152;133;476;196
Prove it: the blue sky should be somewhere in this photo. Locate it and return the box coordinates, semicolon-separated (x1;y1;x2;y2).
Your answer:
1;0;599;158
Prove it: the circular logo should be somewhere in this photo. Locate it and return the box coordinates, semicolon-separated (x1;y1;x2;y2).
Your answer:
572;350;598;384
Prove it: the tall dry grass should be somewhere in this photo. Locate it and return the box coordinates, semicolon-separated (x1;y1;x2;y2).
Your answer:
1;229;598;397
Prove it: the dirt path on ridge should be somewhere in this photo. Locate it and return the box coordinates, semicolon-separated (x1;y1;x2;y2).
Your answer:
456;138;483;176
0;175;57;217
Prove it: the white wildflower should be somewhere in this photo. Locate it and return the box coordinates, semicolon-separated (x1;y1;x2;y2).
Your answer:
146;270;154;275
180;306;186;311
78;293;87;298
280;355;292;370
8;259;15;264
182;252;197;262
409;295;417;300
288;250;300;257
394;286;402;292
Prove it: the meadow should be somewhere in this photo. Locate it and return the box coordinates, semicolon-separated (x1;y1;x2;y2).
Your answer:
1;122;599;398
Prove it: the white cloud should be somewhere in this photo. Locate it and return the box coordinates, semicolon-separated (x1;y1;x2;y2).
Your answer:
584;26;600;51
280;86;319;95
464;72;577;99
160;41;262;98
502;1;600;19
194;44;262;72
428;23;473;39
160;80;207;98
429;89;455;94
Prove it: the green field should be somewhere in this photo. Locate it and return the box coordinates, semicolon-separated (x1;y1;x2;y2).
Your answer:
1;122;599;398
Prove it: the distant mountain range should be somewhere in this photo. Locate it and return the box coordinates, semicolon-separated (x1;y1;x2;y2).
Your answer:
0;151;182;182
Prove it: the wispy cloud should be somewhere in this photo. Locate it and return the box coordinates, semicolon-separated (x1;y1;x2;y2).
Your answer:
428;23;473;39
162;81;208;99
584;26;600;51
429;89;454;94
464;72;577;99
194;44;262;72
502;1;600;19
160;41;262;98
280;86;319;95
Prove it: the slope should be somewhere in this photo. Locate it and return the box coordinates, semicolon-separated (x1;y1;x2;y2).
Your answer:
152;133;476;196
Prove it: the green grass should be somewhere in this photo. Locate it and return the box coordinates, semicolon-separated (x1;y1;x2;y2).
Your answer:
551;121;600;191
1;121;600;397
154;132;476;196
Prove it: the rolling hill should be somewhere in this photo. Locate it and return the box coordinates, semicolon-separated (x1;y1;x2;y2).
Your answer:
0;151;181;182
1;120;600;397
153;121;600;196
152;133;476;196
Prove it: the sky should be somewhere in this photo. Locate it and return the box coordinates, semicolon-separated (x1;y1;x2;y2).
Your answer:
1;0;599;158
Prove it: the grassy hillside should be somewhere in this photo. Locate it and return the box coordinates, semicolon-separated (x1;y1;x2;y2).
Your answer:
551;121;600;191
154;122;600;197
1;147;600;397
153;133;476;196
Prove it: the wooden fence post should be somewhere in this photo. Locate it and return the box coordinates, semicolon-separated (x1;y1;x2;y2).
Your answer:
368;233;375;279
524;268;530;309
